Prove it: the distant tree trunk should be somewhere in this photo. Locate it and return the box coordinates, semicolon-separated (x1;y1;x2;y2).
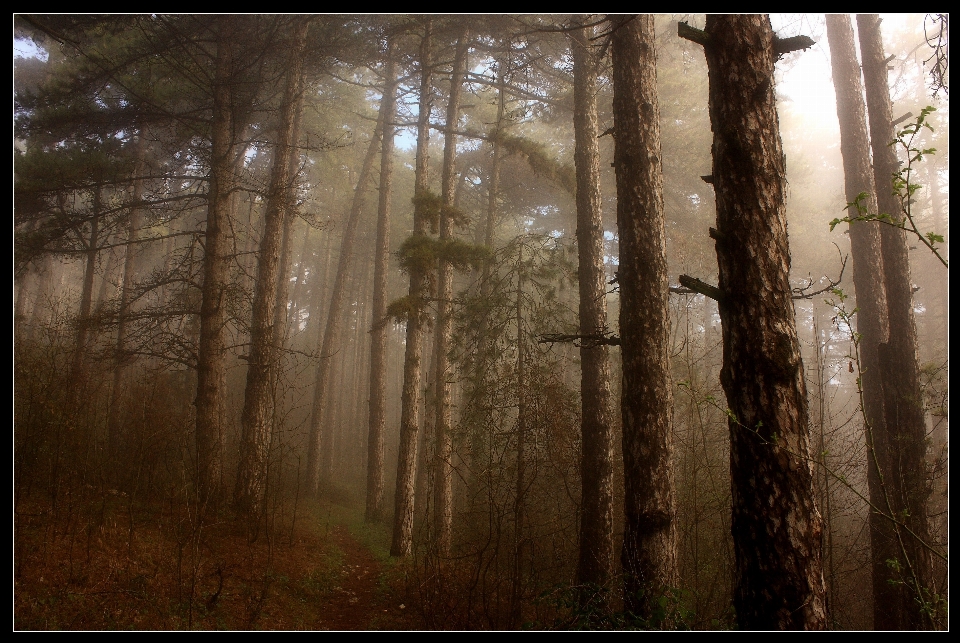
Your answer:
234;21;309;519
510;239;527;629
269;95;306;417
14;262;34;335
71;186;102;381
108;135;149;459
924;162;948;352
391;18;433;558
460;64;505;514
857;13;935;630
469;62;505;380
610;15;677;621
305;118;384;497
306;228;334;346
701;14;826;629
286;224;311;340
195;17;241;508
571;16;615;604
825;14;895;630
366;35;398;524
433;26;469;558
94;243;119;316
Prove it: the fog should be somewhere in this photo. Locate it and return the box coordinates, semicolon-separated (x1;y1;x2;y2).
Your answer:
14;14;947;630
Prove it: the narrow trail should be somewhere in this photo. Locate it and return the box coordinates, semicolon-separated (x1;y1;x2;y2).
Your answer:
312;524;421;631
313;524;389;630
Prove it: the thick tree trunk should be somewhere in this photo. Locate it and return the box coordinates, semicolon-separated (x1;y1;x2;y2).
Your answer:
433;26;469;558
571;17;615;603
611;15;678;621
391;19;433;558
366;35;398;524
857;13;935;630
234;21;309;519
195;18;240;509
825;14;897;630
702;14;826;629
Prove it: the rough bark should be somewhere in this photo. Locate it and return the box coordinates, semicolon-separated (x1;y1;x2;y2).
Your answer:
366;36;399;524
611;14;678;621
234;21;308;518
433;26;469;558
285;224;311;340
825;14;897;630
571;16;615;603
702;14;826;630
270;143;299;356
391;19;433;558
195;17;237;508
858;13;935;629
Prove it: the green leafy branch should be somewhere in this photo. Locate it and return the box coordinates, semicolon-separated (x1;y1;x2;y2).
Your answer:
829;106;947;269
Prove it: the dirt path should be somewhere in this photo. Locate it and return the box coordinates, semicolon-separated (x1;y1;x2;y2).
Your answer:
313;525;420;631
312;524;386;630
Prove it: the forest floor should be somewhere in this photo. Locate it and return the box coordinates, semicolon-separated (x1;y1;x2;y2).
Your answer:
14;489;423;631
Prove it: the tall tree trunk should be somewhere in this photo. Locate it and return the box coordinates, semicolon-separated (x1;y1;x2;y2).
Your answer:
307;227;334;347
611;14;677;621
94;243;118;316
108;135;149;460
286;224;311;340
433;26;469;558
195;17;241;509
698;14;826;629
570;16;615;604
305;115;384;496
510;239;526;629
461;65;505;520
391;18;433;558
72;186;101;381
273;80;307;345
366;35;398;524
13;266;33;336
857;13;936;629
234;20;309;519
825;14;895;630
